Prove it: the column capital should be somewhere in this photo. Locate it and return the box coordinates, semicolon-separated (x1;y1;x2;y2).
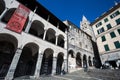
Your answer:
55;33;59;37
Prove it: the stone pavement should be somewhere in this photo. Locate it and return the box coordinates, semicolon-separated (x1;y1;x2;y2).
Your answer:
14;69;120;80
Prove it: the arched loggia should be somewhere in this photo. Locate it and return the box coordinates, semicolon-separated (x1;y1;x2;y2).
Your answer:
76;52;82;68
56;53;64;75
0;0;5;15
40;48;53;75
83;54;87;67
57;35;64;48
14;43;39;78
29;20;45;39
45;28;56;44
0;33;18;78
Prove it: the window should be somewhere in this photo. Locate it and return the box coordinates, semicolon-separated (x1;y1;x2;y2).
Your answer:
104;18;108;22
114;41;120;49
110;32;116;38
96;22;102;28
97;27;105;34
106;24;112;30
97;30;100;34
110;11;120;19
101;36;106;42
117;29;120;35
104;44;110;51
116;18;120;25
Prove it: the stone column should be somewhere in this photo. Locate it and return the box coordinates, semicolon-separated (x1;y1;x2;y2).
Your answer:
43;29;47;40
64;39;67;49
34;51;43;79
52;57;57;75
5;48;22;80
55;34;58;45
24;20;32;33
0;8;8;20
87;57;89;68
63;59;68;73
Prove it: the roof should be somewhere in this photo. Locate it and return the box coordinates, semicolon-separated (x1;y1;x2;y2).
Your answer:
90;2;120;26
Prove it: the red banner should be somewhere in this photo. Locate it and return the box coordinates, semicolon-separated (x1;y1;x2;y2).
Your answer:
6;4;30;33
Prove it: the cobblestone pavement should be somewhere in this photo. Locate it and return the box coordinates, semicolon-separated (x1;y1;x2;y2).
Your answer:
14;69;120;80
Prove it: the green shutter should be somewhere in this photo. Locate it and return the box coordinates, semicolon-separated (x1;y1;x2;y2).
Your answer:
116;18;120;25
104;44;110;51
117;29;120;35
101;36;106;42
110;32;116;38
114;41;120;49
104;18;108;22
106;24;112;30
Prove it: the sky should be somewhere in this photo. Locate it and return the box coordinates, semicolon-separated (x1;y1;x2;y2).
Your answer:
37;0;120;28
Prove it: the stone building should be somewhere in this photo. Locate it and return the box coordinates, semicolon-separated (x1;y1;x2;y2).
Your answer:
64;20;94;72
91;2;120;68
0;0;68;79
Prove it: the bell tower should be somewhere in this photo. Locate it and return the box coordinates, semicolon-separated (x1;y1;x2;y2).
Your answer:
80;15;96;41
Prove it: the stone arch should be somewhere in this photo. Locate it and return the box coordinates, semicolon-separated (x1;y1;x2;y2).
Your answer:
57;34;64;48
0;33;18;78
68;50;75;58
83;54;87;67
68;50;76;69
14;42;39;78
29;20;45;39
76;52;82;67
45;28;56;44
0;0;5;15
40;48;54;75
88;56;92;66
56;52;64;75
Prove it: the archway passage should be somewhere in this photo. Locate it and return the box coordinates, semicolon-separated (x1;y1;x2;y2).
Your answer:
0;34;18;78
29;20;45;39
40;48;53;75
83;55;87;67
0;0;5;15
56;53;64;75
68;50;75;69
14;43;39;78
76;53;82;68
88;56;92;66
45;28;56;44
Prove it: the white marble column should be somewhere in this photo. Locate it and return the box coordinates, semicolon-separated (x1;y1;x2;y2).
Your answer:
5;48;22;80
43;29;47;40
55;34;58;45
0;8;8;20
52;57;57;75
64;39;67;49
34;51;43;79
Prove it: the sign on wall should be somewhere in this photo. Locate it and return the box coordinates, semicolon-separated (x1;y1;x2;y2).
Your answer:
6;4;30;33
